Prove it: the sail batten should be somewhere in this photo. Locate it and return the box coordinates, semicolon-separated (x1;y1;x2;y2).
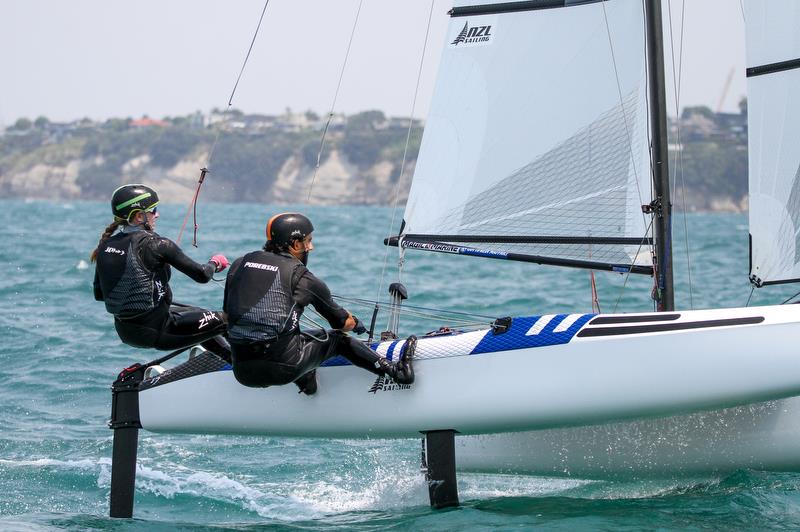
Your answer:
400;0;652;272
747;57;800;78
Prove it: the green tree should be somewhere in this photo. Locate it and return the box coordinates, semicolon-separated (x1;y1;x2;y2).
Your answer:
681;106;714;120
11;118;32;131
340;111;388;168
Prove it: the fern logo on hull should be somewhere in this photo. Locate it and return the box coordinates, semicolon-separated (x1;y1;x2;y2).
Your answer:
368;375;411;393
450;19;495;47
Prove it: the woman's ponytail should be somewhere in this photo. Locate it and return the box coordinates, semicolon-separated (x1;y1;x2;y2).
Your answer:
90;219;124;262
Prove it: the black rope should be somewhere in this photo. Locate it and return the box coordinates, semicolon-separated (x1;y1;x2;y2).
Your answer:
177;1;271;246
192;167;208;247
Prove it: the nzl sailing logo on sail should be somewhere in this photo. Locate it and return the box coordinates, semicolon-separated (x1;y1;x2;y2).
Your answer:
451;20;495;47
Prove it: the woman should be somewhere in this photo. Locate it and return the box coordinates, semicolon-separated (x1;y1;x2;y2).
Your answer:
92;183;231;360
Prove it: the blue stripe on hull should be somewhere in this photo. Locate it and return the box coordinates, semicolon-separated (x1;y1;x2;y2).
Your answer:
471;313;594;355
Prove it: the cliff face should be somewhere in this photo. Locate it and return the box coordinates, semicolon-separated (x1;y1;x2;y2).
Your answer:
0;148;413;206
273;151;412;205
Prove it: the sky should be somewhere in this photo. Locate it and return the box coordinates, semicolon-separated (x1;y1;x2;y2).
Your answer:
0;0;747;127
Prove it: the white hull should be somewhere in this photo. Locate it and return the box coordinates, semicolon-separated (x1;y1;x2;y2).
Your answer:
457;397;800;478
138;304;800;475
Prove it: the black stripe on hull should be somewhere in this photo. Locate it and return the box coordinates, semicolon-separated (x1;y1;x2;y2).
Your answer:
589;313;681;325
577;316;765;337
747;58;800;78
450;0;605;17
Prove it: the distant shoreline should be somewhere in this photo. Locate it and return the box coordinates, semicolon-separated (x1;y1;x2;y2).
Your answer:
1;106;748;210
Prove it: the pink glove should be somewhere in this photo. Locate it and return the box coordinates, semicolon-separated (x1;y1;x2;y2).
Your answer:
210;254;229;273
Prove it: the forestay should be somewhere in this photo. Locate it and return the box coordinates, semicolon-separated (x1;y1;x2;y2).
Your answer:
746;0;800;286
398;0;653;274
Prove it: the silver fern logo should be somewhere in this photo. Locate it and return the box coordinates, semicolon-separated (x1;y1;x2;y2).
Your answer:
368;375;412;393
451;20;493;46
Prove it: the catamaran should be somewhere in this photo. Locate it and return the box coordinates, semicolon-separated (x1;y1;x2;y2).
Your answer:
108;0;800;516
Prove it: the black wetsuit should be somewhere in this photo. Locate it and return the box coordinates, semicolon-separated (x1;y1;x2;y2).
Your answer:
94;225;230;359
223;249;385;388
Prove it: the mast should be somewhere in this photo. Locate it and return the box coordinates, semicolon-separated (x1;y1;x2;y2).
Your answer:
644;0;674;311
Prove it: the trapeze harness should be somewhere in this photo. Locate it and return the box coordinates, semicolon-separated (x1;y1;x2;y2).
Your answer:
224;250;390;388
94;226;229;357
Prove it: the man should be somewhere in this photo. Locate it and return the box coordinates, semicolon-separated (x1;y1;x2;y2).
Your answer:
92;183;231;360
223;212;415;394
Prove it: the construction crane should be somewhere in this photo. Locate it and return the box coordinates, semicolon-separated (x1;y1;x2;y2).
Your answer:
716;67;736;113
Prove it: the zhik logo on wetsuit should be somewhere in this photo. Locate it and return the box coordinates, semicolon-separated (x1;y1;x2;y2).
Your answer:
451;20;494;47
154;280;166;302
104;246;125;256
198;311;218;329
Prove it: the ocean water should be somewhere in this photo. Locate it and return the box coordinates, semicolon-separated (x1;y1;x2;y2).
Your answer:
2;198;800;530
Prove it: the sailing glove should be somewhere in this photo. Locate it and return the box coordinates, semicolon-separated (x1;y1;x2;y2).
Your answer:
353;316;368;335
210;254;229;273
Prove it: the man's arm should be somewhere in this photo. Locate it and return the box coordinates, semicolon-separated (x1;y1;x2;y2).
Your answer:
295;271;350;329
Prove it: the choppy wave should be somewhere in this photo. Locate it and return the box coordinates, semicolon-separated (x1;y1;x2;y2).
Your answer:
3;201;800;529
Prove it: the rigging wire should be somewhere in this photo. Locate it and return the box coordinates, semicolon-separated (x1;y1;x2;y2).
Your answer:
333;294;498;322
376;0;436;303
306;0;365;202
176;0;272;246
781;289;800;305
336;302;490;328
612;217;655;314
666;0;694;309
601;1;655;309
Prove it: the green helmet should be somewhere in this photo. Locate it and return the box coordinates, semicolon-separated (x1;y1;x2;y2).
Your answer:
111;184;160;221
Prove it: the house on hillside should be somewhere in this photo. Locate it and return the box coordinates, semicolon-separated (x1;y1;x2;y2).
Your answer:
130;117;169;128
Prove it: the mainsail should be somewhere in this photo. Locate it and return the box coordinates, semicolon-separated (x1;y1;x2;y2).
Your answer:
746;0;800;286
396;0;653;274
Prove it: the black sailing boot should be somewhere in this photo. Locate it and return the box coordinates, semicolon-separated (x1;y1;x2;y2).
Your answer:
294;370;318;396
342;334;416;384
379;335;416;385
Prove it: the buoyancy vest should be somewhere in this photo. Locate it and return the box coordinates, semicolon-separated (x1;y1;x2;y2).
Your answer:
95;231;170;319
225;250;306;343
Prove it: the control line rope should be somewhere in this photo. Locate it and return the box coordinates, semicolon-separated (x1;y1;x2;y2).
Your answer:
177;0;271;246
376;0;436;303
